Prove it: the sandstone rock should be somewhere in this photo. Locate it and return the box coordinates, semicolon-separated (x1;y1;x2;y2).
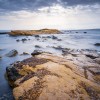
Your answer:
6;53;100;100
6;50;18;57
9;29;61;36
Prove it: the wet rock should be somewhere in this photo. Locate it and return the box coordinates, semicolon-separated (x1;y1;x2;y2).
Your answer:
62;48;71;55
6;49;18;57
6;66;22;86
35;45;41;48
34;35;39;38
21;38;27;42
53;46;63;50
52;35;58;39
94;43;100;46
47;36;51;38
20;52;29;55
31;50;43;56
16;39;20;42
0;56;2;59
86;54;98;59
94;58;100;64
57;39;62;41
88;67;100;75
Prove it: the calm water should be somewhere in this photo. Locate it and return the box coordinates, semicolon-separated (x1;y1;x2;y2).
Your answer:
0;29;100;99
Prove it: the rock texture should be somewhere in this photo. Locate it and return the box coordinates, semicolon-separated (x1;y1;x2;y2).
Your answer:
5;49;18;57
6;53;100;100
9;29;61;36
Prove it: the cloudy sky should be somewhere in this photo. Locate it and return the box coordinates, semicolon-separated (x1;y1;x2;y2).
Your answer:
0;0;100;30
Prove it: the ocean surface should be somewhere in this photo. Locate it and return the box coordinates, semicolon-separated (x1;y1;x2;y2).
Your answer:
0;29;100;99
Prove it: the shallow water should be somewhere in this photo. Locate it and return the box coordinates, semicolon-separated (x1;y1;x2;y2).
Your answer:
0;29;100;99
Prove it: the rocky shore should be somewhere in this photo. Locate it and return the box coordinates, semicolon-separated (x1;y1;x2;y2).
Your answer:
9;29;61;36
6;50;100;100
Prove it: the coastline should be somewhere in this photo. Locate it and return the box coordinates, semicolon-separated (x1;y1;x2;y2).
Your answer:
0;29;100;99
6;52;100;100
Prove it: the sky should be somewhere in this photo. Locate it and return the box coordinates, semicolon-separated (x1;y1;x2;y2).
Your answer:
0;0;100;30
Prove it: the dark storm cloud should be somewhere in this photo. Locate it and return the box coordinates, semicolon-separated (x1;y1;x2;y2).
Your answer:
0;0;100;12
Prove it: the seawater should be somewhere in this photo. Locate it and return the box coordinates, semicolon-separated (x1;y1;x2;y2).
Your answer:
0;29;100;99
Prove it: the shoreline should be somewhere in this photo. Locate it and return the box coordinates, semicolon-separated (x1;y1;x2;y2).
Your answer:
6;51;100;100
0;30;100;99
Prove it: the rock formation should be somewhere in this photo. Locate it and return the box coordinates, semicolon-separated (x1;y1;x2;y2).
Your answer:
6;53;100;100
9;29;61;36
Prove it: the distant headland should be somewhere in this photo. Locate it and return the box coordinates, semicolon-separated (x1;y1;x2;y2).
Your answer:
9;29;61;36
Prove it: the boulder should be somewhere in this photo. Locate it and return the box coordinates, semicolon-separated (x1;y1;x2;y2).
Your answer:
52;36;58;39
94;43;100;46
20;52;29;55
35;45;41;48
53;46;63;50
21;38;27;42
6;50;18;57
31;50;43;56
16;39;20;42
34;35;40;38
57;39;62;41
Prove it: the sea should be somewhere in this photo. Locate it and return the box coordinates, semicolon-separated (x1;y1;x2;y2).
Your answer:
0;29;100;99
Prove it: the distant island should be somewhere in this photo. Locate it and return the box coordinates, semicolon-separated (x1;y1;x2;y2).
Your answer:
9;29;61;36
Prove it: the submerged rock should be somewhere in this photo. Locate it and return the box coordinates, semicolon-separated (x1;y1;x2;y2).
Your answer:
94;43;100;46
0;56;2;59
6;49;18;57
34;35;40;38
20;52;29;55
84;32;87;33
52;35;58;39
53;46;63;50
57;39;62;41
16;39;20;42
35;45;41;48
21;38;27;42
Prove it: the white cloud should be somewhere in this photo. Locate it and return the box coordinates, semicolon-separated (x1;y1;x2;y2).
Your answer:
0;4;100;30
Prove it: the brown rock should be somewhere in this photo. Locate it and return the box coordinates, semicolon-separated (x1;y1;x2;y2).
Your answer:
9;29;61;36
